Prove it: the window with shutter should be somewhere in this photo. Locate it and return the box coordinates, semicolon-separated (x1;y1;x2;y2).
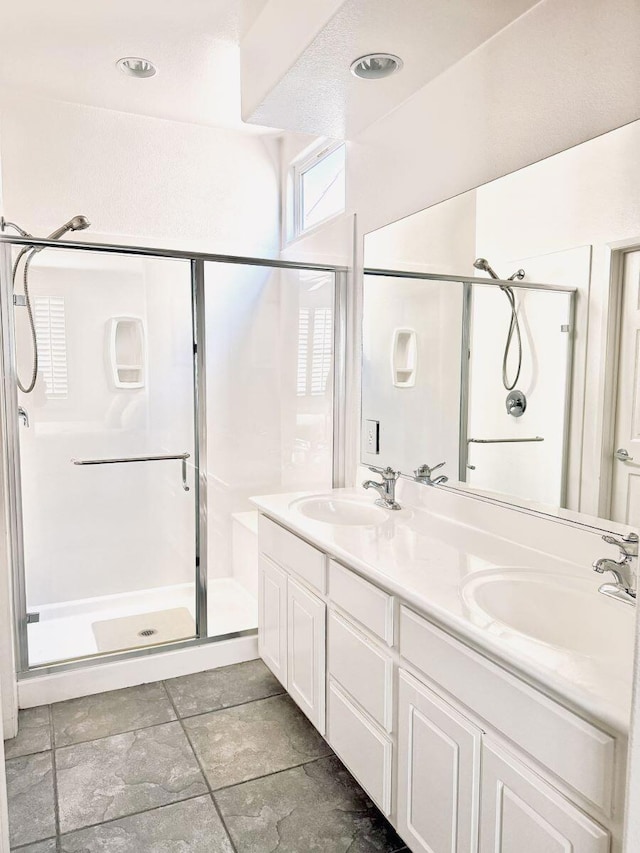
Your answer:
33;295;68;399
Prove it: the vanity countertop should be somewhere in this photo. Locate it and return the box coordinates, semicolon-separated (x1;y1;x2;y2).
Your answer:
251;487;636;734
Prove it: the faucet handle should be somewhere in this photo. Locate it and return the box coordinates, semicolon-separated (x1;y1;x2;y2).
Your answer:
368;465;399;480
415;461;445;478
603;532;639;559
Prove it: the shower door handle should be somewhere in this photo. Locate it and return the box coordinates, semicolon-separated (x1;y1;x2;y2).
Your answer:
72;452;191;491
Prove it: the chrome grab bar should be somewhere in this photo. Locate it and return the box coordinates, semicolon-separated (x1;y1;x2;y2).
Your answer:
467;437;544;444
72;453;191;491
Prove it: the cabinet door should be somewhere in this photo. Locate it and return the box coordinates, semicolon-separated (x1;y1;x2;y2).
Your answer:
287;576;326;734
258;556;288;687
480;740;610;853
397;670;481;853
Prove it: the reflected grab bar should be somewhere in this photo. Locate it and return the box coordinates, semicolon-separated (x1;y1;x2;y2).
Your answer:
72;453;191;491
467;437;544;444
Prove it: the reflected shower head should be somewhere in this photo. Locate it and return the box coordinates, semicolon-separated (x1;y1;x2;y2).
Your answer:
473;257;500;279
46;215;91;241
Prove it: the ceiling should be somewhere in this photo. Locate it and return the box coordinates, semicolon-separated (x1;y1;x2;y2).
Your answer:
0;0;541;138
0;0;271;132
244;0;542;137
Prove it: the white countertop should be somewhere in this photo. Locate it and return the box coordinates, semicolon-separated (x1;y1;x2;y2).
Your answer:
251;487;636;734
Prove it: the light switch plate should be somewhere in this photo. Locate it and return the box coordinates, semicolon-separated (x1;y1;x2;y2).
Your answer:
365;419;380;454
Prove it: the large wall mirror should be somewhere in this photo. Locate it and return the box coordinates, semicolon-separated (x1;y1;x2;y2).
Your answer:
362;119;640;533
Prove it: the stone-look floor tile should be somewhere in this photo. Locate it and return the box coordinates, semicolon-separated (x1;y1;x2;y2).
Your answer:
52;682;176;747
184;693;331;790
4;706;51;759
11;839;57;852
56;721;207;833
215;755;406;853
5;752;56;848
165;659;284;717
59;795;234;853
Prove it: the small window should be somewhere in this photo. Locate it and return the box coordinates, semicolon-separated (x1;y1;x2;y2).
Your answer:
293;142;346;238
34;296;68;399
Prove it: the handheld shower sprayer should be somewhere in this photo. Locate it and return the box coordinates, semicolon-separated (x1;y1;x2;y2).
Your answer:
7;214;91;393
473;256;527;404
45;215;91;242
473;257;500;279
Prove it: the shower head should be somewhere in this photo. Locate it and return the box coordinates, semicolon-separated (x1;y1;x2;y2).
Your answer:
473;257;500;279
46;215;91;241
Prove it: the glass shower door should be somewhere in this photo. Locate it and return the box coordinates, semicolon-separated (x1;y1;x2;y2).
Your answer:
13;249;199;667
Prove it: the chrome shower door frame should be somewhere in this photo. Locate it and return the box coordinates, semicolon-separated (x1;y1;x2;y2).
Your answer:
0;242;28;670
0;236;348;676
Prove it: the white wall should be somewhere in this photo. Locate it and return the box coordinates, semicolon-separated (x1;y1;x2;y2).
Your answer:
0;95;280;256
364;192;477;276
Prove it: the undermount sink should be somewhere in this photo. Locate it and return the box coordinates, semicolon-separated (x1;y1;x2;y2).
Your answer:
289;495;389;526
461;570;636;656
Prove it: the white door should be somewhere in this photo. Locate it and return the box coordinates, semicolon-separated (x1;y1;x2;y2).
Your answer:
287;576;326;734
397;670;482;853
479;740;609;853
612;250;640;524
258;556;288;687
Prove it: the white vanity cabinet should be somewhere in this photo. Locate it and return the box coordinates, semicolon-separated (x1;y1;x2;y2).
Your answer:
255;514;622;853
257;516;327;733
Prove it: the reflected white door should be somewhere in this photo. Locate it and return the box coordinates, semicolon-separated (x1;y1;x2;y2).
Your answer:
612;250;640;525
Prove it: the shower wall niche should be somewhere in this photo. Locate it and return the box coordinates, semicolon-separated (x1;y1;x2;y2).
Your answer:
107;316;145;388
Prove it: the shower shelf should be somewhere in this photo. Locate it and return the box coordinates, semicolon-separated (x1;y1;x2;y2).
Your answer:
107;317;145;389
391;328;417;388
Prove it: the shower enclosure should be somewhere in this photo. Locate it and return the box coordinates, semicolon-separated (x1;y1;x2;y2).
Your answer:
0;234;346;674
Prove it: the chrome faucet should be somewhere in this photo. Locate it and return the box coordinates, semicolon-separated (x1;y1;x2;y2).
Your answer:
363;466;401;510
18;406;29;428
593;532;638;605
414;462;448;486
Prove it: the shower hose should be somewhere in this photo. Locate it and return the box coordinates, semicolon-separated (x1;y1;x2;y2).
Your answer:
13;246;39;394
500;284;522;391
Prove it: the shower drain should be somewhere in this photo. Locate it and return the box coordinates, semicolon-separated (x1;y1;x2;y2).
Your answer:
138;628;158;638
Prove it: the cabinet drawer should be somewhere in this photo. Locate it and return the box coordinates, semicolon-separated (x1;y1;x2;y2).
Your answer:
259;515;326;593
399;606;616;814
328;680;393;816
328;611;393;730
329;559;394;644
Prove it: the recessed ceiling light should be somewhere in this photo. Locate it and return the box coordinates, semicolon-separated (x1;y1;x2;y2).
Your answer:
116;57;157;79
350;53;403;80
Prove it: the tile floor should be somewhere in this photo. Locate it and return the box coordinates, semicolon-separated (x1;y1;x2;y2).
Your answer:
4;660;408;852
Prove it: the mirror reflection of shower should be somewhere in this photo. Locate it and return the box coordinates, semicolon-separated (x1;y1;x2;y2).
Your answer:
1;215;91;393
473;256;527;415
